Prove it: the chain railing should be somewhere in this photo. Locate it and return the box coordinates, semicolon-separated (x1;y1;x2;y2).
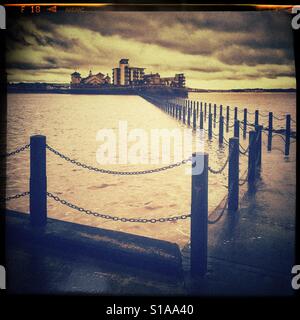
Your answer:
272;133;286;143
239;148;249;156
1;191;30;202
238;169;248;186
47;192;190;223
208;155;229;174
208;193;228;224
273;115;286;121
0;144;30;158
260;112;270;118
46;144;191;175
239;143;249;156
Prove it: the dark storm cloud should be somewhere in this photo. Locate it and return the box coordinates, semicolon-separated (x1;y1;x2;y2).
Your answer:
5;11;296;87
22;11;294;62
187;66;224;73
6;61;60;70
216;46;294;66
7;18;79;50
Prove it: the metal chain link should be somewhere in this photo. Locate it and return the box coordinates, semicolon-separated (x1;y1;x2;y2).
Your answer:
208;194;229;224
208;156;229;174
273;115;286;121
46;144;191;175
1;144;30;158
222;136;230;146
272;133;286;143
260;112;269;118
239;141;249;154
239;170;248;186
239;146;249;156
239;177;248;186
47;192;190;223
1;191;30;202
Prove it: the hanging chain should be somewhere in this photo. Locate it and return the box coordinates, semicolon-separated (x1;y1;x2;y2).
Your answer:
208;156;229;174
1;144;30;158
47;192;190;223
46;144;191;175
1;191;30;202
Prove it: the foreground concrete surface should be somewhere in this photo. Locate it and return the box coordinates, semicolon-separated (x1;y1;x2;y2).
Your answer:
5;176;296;295
183;178;295;296
5;210;185;294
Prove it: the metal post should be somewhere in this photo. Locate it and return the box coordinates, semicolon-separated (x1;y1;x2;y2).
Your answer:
243;108;247;139
30;135;47;226
193;106;196;130
183;105;186;124
234;120;240;139
200;111;204;130
219;115;224;145
196;101;199;118
285;114;291;156
208;113;212;140
234;107;238;121
220;104;223;118
255;125;262;175
179;105;182;121
204;103;207;122
268;112;273;151
255;110;259;126
191;152;208;277
228;137;239;211
248;131;256;184
213;104;217;128
187;104;191;126
226;106;229;133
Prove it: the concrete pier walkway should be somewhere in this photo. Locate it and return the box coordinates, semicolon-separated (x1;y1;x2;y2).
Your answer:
183;178;295;296
4;171;296;295
5;210;185;294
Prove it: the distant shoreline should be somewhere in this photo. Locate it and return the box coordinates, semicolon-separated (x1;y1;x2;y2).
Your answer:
187;88;296;93
6;83;296;94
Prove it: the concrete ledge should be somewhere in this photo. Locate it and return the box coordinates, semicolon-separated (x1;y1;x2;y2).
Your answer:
5;210;183;278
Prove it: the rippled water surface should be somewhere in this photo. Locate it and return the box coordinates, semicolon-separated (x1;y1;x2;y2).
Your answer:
6;93;296;247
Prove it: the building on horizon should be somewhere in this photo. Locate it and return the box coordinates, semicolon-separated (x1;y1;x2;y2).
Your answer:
70;70;111;88
112;58;185;88
144;72;185;88
70;60;186;89
112;59;145;86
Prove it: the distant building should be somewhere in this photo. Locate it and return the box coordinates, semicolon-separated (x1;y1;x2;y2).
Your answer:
70;60;186;89
160;73;185;88
143;72;185;88
143;73;161;86
112;59;145;86
70;70;111;88
112;59;185;88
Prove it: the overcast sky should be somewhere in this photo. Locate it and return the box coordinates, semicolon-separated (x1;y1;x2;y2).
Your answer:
6;11;296;89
